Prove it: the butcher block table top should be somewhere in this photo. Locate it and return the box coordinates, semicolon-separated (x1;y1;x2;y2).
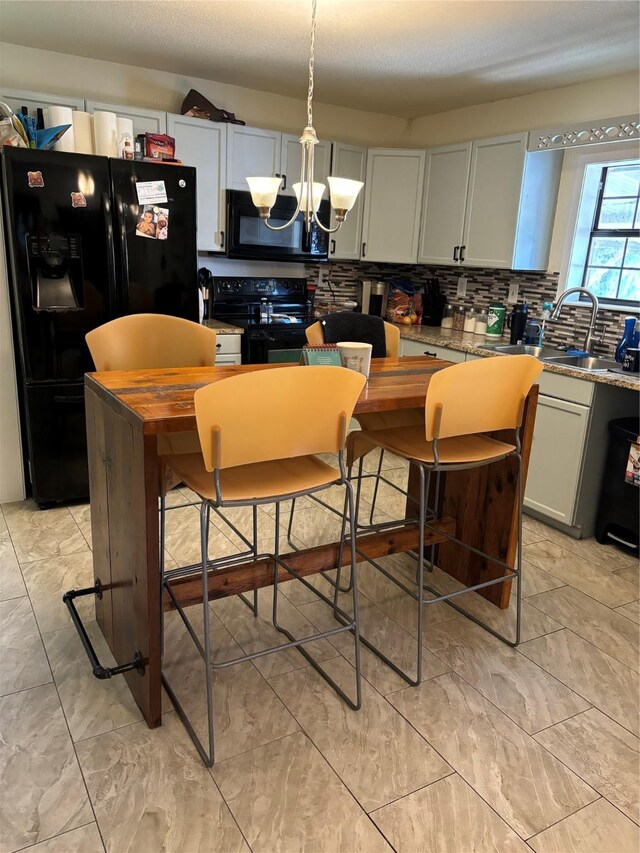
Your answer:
85;355;452;433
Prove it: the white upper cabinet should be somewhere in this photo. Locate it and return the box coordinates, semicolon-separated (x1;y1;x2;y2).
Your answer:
361;148;426;263
462;133;528;268
166;114;227;253
85;101;167;137
226;125;281;191
1;89;84;115
418;132;562;270
279;133;331;197
418;142;471;265
329;143;367;261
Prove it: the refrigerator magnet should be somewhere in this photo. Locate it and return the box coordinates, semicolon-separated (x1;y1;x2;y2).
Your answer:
136;205;169;239
135;180;168;205
27;171;44;188
71;192;87;208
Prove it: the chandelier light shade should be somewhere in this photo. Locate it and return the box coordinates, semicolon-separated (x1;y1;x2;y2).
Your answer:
293;181;325;213
246;0;364;233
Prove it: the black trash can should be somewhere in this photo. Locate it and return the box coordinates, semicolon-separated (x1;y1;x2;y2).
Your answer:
595;417;639;550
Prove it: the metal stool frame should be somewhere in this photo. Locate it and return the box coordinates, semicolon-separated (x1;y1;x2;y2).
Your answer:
160;452;362;767
331;430;524;687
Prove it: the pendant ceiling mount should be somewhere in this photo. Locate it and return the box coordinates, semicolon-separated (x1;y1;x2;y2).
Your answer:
246;0;364;233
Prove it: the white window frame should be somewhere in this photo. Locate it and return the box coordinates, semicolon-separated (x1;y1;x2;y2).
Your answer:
557;141;640;312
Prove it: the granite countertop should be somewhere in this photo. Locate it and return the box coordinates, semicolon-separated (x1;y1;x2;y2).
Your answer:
203;319;245;335
398;325;640;392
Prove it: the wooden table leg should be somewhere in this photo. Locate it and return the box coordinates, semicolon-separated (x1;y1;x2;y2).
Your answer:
86;388;162;727
406;385;539;608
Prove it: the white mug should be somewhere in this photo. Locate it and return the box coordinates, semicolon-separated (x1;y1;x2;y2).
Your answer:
336;341;373;379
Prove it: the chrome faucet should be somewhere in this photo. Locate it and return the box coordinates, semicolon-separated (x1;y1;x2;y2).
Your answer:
550;287;600;353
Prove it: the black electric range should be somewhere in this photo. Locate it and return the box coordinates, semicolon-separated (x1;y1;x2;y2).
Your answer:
209;277;313;364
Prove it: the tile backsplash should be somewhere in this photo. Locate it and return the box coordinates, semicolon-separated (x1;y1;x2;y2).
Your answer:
306;261;638;357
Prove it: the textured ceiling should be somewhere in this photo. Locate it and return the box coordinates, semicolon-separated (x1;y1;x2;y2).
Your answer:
1;0;638;118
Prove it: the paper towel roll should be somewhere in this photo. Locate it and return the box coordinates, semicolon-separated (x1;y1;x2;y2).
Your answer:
72;111;94;154
116;116;134;158
93;111;118;157
44;105;75;152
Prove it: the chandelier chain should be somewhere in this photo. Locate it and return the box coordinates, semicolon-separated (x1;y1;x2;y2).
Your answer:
307;0;317;127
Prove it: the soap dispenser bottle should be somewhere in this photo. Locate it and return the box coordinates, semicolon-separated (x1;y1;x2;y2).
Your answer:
615;316;639;363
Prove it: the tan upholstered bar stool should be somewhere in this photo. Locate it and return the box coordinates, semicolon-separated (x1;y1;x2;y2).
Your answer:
86;313;217;372
344;355;543;686
86;313;223;615
161;365;366;766
296;314;413;574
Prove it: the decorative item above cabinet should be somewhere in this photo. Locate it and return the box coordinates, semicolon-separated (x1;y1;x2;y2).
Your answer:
418;133;563;271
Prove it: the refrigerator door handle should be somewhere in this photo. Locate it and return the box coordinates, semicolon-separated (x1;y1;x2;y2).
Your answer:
114;194;130;312
102;193;118;313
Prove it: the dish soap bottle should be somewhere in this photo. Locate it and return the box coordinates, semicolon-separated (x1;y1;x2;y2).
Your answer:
615;316;639;363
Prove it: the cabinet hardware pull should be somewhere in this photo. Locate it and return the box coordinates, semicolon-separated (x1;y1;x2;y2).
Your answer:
330;239;336;254
460;245;466;262
282;174;287;190
453;246;459;261
424;350;437;357
362;242;367;257
216;343;222;348
220;230;225;249
275;172;280;178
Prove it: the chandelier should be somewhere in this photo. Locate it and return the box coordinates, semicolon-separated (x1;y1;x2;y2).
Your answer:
246;0;364;232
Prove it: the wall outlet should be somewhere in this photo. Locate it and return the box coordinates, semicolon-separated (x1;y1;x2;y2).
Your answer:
507;282;519;303
456;276;467;297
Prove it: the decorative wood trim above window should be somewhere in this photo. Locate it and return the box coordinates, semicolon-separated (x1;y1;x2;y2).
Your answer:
529;116;639;152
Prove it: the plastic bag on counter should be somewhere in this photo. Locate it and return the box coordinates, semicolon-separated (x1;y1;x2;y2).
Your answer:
386;278;422;325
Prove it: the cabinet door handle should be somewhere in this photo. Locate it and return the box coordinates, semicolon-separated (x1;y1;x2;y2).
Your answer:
460;245;466;262
424;350;437;357
275;173;280;178
362;242;367;257
453;246;459;261
216;343;222;348
330;239;336;255
282;174;287;190
220;230;225;249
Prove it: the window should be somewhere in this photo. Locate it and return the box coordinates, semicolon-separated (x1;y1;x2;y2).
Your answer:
582;165;639;304
564;156;640;309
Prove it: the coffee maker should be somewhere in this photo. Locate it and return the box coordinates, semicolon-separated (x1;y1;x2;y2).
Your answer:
359;280;389;317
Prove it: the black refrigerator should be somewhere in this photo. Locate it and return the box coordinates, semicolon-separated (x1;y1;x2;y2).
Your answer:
1;147;199;506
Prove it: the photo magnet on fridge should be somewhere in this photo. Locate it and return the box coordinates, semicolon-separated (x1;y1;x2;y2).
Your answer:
136;205;169;240
70;192;87;208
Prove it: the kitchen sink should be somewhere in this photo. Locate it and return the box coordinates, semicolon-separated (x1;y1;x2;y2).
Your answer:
542;355;618;372
481;344;562;358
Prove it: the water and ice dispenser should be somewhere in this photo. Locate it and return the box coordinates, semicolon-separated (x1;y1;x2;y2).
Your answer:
26;233;84;311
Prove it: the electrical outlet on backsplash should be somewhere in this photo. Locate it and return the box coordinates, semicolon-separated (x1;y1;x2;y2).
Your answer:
306;260;639;357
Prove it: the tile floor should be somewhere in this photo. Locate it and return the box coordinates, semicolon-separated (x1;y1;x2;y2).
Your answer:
1;452;639;853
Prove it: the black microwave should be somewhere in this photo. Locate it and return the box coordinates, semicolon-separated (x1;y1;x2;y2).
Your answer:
226;190;329;263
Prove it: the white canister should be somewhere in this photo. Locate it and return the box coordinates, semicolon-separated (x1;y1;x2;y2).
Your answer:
93;111;118;157
336;341;373;379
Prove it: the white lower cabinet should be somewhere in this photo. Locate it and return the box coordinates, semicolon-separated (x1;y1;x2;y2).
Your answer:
215;334;241;365
524;396;589;524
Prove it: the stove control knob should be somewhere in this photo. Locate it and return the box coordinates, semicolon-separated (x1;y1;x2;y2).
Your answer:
233;281;243;291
